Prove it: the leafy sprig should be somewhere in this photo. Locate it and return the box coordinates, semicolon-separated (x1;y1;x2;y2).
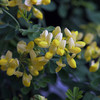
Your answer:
66;87;83;100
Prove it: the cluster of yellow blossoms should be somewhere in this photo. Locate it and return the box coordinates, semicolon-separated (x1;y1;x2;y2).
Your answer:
34;26;86;72
8;0;51;19
0;26;86;87
84;33;100;72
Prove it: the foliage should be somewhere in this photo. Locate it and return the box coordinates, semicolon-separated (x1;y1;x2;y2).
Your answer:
65;87;83;100
0;0;100;100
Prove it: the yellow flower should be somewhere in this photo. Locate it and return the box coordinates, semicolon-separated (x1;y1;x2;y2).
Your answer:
77;32;83;40
75;41;86;48
17;41;34;53
64;28;72;37
84;46;92;61
68;37;75;49
0;50;12;71
6;67;15;76
8;0;32;19
9;58;19;69
24;0;33;7
54;32;63;42
52;32;63;47
26;41;34;53
66;54;76;68
8;0;17;7
64;29;85;54
89;61;99;72
56;59;66;72
24;0;37;10
34;95;47;100
33;7;43;19
31;0;37;4
29;50;49;76
22;73;32;87
17;41;26;53
71;31;78;37
0;51;19;76
0;59;7;65
84;42;100;62
84;33;94;44
68;38;81;54
49;44;57;55
57;40;66;56
52;39;60;47
14;71;23;78
24;0;51;6
42;0;51;5
70;47;81;54
6;58;19;76
52;26;61;37
45;52;53;59
44;32;64;58
29;66;39;76
34;30;53;48
5;50;13;61
33;57;49;66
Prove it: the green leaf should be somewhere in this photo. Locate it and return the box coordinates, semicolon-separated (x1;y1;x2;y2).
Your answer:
90;77;100;89
83;92;95;100
86;9;100;24
58;69;69;82
21;87;31;95
66;89;73;100
76;95;83;100
83;92;100;100
28;31;40;40
74;60;88;82
33;83;40;90
49;60;58;73
28;13;32;20
37;77;50;88
5;29;16;40
46;26;55;32
73;87;79;97
32;24;40;31
38;81;47;88
22;30;28;36
58;4;68;18
66;87;83;100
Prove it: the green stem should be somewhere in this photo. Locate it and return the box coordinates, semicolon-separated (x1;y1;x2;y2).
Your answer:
2;8;20;29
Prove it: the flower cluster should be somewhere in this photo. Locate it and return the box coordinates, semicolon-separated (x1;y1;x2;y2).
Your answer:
84;33;100;72
0;26;86;87
0;50;19;76
8;0;51;19
84;41;100;72
0;40;49;87
34;26;86;72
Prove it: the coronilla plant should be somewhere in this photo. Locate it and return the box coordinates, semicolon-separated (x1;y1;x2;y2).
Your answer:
0;0;100;100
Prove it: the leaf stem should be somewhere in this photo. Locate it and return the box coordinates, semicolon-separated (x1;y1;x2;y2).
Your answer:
2;8;20;29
